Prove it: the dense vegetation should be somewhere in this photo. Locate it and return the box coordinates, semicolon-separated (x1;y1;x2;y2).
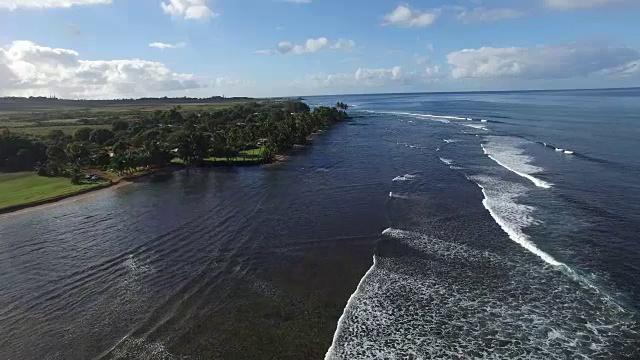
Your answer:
0;100;348;184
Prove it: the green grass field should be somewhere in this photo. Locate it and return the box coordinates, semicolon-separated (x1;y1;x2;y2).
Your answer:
0;101;251;136
171;148;267;165
0;172;107;211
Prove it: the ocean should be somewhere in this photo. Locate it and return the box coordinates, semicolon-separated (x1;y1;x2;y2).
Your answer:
307;89;640;359
1;89;639;359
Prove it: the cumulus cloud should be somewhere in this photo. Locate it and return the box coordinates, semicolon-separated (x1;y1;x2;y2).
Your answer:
149;42;186;49
331;38;356;51
544;0;640;9
447;43;640;79
160;0;217;20
382;5;438;28
355;66;404;83
307;66;429;89
0;40;204;98
425;65;441;77
456;7;524;23
0;0;111;10
257;37;355;55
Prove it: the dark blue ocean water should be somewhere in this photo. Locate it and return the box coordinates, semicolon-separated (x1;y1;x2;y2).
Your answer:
308;89;640;359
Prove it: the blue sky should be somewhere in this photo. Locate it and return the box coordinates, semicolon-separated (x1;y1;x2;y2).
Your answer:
1;0;639;98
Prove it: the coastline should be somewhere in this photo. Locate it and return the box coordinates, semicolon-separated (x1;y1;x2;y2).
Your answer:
0;180;132;218
0;124;344;217
0;146;301;217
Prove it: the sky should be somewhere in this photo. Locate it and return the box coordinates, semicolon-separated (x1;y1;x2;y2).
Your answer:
0;0;639;98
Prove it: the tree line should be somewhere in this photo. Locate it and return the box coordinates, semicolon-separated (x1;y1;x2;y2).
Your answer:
0;100;349;183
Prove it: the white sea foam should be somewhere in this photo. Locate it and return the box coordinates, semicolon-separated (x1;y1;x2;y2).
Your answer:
384;111;472;124
443;139;457;144
389;192;411;199
564;150;574;155
397;142;423;150
470;175;561;266
392;174;417;182
124;254;152;274
555;148;564;152
462;123;488;131
482;137;552;189
439;158;454;165
326;225;637;359
325;256;378;360
480;119;488;123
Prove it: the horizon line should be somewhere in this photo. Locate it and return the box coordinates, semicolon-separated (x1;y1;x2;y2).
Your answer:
1;86;638;102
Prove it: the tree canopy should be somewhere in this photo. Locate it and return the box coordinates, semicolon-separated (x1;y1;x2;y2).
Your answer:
0;100;349;182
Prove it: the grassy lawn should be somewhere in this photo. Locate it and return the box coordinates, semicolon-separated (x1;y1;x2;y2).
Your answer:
0;172;107;211
171;147;267;165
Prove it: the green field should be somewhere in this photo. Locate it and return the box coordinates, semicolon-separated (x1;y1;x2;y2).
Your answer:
171;148;267;165
0;101;250;135
0;172;107;211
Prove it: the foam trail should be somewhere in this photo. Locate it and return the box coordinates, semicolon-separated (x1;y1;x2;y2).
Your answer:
481;138;552;189
382;111;470;123
555;148;564;152
389;192;410;199
462;123;488;131
472;179;561;266
392;174;416;182
324;256;377;360
471;176;621;304
443;139;457;144
564;150;574;155
486;153;552;189
439;158;453;165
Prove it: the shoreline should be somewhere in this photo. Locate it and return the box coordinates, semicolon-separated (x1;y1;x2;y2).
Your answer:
0;148;296;217
0;180;132;218
0;124;341;217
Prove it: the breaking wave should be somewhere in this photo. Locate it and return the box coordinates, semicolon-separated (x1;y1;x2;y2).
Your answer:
439;158;454;165
326;228;640;359
482;136;552;189
392;174;417;182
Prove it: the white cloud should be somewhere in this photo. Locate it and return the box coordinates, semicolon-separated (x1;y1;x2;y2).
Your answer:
414;55;429;65
254;49;278;55
0;0;111;10
457;7;524;23
331;38;356;51
447;43;640;79
161;0;217;20
544;0;640;9
356;66;404;82
425;65;441;77
306;66;413;89
257;37;355;55
149;42;186;49
0;40;204;98
382;5;438;28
